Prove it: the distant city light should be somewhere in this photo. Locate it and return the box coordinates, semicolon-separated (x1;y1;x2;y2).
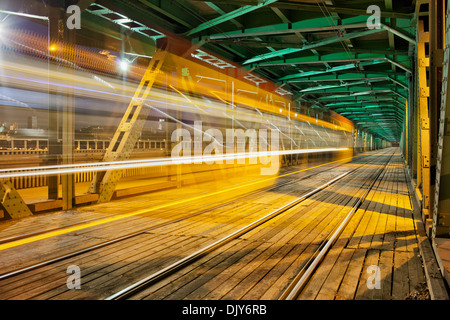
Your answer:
120;60;129;71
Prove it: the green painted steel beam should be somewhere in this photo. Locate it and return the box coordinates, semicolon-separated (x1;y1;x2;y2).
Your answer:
206;20;415;46
316;95;406;102
185;0;278;36
254;52;408;68
310;85;406;93
204;2;243;29
243;28;385;65
279;59;388;81
311;90;407;100
207;17;367;40
326;100;406;109
286;72;406;83
278;58;411;82
192;1;414;19
381;23;416;44
296;77;406;93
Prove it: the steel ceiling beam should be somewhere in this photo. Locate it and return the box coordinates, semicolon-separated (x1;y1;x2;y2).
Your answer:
243;28;385;64
185;0;279;36
192;0;414;19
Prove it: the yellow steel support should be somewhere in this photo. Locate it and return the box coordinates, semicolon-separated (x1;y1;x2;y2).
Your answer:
89;45;168;203
364;132;367;152
405;100;409;162
0;180;33;219
417;19;432;227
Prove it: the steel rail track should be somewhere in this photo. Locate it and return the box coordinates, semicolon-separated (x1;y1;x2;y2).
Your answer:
105;150;393;300
0;153;368;246
0;152;376;281
279;151;395;300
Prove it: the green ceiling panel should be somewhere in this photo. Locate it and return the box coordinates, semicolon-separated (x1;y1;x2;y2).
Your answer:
88;0;416;142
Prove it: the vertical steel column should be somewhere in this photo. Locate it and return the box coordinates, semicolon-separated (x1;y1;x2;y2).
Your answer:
47;5;64;200
61;25;75;210
417;18;432;229
429;0;445;225
89;44;166;202
405;100;409;161
408;72;415;170
433;0;450;238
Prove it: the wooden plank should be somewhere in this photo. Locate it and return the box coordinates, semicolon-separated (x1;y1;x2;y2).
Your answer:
209;176;363;300
354;249;380;300
314;246;355;300
74;193;99;205
0;232;178;299
347;166;384;249
370;162;393;250
391;250;410;299
406;249;426;295
44;234;214;300
28;200;63;213
167;241;274;300
378;249;394;300
246;187;357;299
131;239;244;300
335;249;367;300
383;165;397;251
399;170;418;252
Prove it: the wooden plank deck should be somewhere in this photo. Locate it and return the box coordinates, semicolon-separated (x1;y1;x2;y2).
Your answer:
0;148;446;300
297;151;437;300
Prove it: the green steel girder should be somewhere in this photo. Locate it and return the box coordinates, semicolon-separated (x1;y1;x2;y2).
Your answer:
85;0;415;143
206;15;368;40
309;85;407;94
279;59;388;81
192;0;414;19
285;72;407;84
315;95;406;102
186;0;279;36
278;58;411;81
243;28;385;64
296;78;406;93
315;89;407;100
206;19;414;45
253;53;410;69
326;100;407;110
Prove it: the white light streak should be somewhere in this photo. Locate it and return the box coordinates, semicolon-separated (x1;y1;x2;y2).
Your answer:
0;148;349;179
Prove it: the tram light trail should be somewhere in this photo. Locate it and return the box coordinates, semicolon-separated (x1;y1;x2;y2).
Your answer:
0;148;349;179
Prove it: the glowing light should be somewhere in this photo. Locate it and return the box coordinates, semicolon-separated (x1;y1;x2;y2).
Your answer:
0;10;48;21
120;60;129;71
49;44;58;52
279;108;283;113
